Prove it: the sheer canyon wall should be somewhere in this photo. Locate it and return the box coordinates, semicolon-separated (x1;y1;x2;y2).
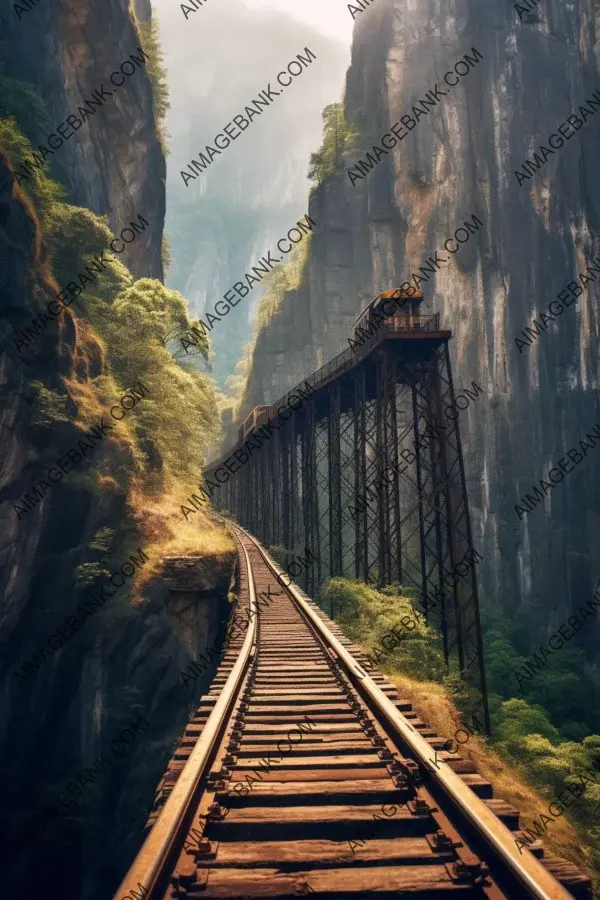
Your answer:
0;0;165;279
0;4;221;900
239;0;600;658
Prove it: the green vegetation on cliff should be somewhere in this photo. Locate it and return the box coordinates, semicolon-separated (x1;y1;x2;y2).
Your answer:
136;15;170;152
308;102;360;185
321;576;600;890
225;234;312;419
0;104;230;569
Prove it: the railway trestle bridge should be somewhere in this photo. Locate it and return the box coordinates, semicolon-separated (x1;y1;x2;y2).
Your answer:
205;290;489;733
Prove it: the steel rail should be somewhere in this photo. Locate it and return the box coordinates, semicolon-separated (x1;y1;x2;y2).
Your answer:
231;520;573;900
112;528;257;900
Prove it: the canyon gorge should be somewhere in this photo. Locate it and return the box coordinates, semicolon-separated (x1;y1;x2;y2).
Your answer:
1;0;600;897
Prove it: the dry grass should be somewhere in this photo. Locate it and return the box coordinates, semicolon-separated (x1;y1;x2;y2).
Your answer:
126;481;235;597
387;672;593;878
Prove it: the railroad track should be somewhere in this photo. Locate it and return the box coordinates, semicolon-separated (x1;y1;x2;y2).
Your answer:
115;521;591;900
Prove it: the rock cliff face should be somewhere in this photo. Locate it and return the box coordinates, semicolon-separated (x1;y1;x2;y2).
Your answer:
0;0;165;280
240;0;600;656
0;3;224;897
0;154;232;900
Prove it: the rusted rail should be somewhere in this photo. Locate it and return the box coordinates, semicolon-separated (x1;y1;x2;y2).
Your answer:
114;521;591;899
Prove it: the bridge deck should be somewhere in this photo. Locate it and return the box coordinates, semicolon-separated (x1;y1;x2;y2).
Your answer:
206;325;452;473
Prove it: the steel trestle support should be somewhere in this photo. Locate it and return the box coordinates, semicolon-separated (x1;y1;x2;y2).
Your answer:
204;330;490;734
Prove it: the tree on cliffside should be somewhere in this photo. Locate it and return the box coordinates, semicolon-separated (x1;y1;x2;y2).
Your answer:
308;103;359;185
1;115;221;497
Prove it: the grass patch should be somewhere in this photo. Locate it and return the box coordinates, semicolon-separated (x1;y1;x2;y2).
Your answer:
321;576;599;891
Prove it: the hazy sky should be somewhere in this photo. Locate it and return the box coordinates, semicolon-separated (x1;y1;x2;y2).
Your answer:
242;0;354;42
151;0;352;384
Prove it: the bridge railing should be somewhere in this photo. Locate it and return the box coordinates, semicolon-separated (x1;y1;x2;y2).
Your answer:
352;313;442;360
276;347;355;412
273;315;442;412
384;313;440;332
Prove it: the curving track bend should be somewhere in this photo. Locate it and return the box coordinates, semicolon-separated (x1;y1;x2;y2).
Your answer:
114;521;591;900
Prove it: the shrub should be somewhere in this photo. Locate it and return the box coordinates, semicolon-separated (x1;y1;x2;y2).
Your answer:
28;381;70;428
0;117;63;220
320;577;445;680
90;527;115;554
0;74;49;148
74;562;111;589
